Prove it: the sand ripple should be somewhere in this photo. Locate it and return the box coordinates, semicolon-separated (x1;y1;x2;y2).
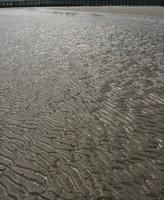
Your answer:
0;8;164;200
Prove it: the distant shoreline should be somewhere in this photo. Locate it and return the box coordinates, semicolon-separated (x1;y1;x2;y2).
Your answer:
50;6;164;17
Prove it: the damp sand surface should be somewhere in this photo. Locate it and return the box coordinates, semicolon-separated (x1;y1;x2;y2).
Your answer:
0;8;164;200
52;6;164;17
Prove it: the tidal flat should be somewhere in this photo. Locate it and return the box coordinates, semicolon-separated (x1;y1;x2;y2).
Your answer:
0;8;164;200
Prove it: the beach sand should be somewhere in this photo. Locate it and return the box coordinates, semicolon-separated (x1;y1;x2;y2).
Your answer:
0;7;164;200
51;6;164;17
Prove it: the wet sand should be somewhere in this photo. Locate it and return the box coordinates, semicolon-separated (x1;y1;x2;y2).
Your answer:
52;6;164;17
0;7;164;200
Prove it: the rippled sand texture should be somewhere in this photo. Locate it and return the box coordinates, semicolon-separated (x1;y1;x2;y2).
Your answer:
0;8;164;200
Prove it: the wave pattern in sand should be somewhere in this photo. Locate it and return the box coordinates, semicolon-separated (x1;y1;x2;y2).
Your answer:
0;8;164;200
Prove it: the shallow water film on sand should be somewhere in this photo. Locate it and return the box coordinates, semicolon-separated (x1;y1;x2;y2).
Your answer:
0;8;164;200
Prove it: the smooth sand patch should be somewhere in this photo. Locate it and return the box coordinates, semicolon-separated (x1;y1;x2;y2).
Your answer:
50;6;164;17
